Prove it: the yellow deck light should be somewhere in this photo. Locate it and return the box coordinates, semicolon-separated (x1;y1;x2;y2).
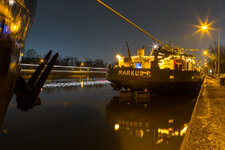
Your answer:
10;22;21;33
114;123;120;131
116;55;121;61
203;51;208;55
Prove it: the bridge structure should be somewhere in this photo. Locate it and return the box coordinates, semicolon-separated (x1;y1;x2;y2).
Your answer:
20;64;108;74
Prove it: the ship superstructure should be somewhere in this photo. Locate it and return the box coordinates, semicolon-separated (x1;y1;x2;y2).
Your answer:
107;46;203;92
116;47;198;71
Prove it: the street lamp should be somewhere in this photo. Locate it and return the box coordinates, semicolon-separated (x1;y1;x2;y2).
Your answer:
201;25;208;30
203;50;208;55
80;62;84;71
200;25;221;78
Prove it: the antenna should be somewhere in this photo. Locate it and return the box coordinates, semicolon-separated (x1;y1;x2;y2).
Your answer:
126;41;131;59
96;0;171;49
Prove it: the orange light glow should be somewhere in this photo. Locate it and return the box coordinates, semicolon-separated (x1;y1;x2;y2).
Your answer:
201;25;208;30
193;15;217;39
116;54;122;61
158;128;169;135
203;51;208;55
114;123;120;131
180;125;188;136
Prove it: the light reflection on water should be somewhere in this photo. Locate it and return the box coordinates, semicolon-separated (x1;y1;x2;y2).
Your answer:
0;78;197;150
105;95;196;150
43;80;110;88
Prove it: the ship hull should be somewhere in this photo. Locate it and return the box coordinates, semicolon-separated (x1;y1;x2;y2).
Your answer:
0;38;20;128
107;68;204;93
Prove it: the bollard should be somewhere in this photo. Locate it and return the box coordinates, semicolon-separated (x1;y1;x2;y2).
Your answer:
221;78;225;86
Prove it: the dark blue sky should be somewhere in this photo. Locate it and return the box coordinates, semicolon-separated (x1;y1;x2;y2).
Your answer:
25;0;225;63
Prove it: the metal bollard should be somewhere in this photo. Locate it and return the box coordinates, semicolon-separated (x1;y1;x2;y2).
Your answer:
221;78;225;86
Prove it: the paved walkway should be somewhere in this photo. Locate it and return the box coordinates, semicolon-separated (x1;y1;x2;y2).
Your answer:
181;77;225;150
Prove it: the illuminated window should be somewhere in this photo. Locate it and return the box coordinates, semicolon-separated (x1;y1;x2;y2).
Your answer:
135;63;142;69
0;23;10;35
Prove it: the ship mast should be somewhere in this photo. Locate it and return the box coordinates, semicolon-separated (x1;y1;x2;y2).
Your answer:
96;0;171;50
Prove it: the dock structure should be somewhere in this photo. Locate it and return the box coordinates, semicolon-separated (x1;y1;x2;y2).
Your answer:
181;77;225;149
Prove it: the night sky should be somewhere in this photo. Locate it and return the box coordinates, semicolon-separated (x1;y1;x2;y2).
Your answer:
25;0;225;63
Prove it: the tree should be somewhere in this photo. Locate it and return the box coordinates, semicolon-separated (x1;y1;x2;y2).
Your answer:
21;49;108;68
84;57;93;67
93;59;108;67
208;42;225;73
22;49;41;64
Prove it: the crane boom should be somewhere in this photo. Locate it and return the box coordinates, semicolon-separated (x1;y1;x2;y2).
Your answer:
96;0;170;49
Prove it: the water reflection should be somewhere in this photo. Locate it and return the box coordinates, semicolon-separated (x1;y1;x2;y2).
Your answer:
43;78;110;94
0;78;198;150
44;80;110;88
105;94;197;149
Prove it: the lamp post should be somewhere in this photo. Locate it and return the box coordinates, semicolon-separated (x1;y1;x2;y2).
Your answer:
203;49;218;74
201;25;221;78
218;27;221;78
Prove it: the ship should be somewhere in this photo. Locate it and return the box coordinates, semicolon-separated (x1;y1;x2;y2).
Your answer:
0;0;58;129
97;0;204;93
107;46;204;93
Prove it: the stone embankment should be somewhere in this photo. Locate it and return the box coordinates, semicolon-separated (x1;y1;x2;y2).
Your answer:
181;77;225;149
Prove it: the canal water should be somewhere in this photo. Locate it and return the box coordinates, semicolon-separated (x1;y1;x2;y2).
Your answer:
0;77;198;150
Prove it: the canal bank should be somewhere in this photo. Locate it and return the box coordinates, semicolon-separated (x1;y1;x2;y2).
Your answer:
181;77;225;149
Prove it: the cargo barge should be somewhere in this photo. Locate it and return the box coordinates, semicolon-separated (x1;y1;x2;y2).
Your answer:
107;46;204;93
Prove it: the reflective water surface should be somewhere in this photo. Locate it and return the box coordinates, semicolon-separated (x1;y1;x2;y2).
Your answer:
0;78;198;150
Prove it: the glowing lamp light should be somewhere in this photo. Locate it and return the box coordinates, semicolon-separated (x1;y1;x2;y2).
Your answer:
201;25;208;30
152;43;159;49
114;123;120;131
9;0;15;6
153;45;158;49
10;23;20;33
40;59;44;63
203;51;208;55
116;55;121;61
175;131;179;136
